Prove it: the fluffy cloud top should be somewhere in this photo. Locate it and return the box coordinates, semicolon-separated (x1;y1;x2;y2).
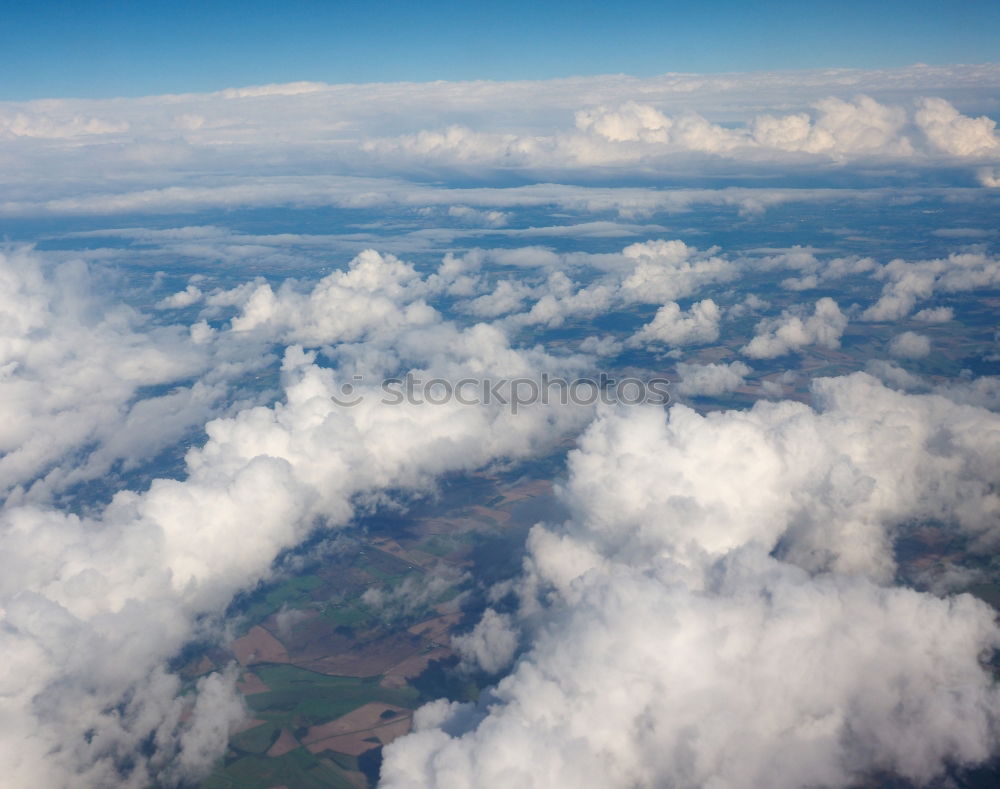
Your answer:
382;374;1000;789
862;251;1000;321
0;248;254;503
384;555;998;789
0;248;596;788
2;62;999;789
629;299;722;347
742;297;848;358
750;95;912;157
367;95;997;174
889;330;932;359
675;360;751;396
617;240;737;303
2;65;994;224
915;97;1000;157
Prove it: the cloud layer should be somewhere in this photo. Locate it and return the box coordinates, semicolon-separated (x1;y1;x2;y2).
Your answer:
0;248;595;787
1;63;998;788
382;374;1000;788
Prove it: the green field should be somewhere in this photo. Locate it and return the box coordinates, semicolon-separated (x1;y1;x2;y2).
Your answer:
245;665;418;731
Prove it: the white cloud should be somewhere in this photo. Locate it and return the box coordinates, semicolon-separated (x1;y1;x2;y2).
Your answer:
447;205;509;227
494;239;737;330
156;283;203;309
382;374;1000;789
751;95;912;157
0;247;261;503
912;305;954;322
980;166;1000;187
0;247;598;788
629;299;722;347
915;97;1000;157
675;360;751;396
862;251;1000;321
452;609;519;675
227;249;439;345
889;331;932;359
578;335;623;357
3;62;1000;788
0;65;995;230
366;94;995;175
769;251;878;290
461;279;535;318
0;112;129;139
362;565;469;625
576;101;742;153
742;297;848;358
617;239;737;303
383;554;999;789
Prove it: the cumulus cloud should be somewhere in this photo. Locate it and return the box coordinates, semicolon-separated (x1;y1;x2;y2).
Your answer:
462;279;535;318
0;248;597;788
363;125;544;165
889;331;932;359
912;305;954;322
577;334;623;357
366;93;996;176
384;554;999;789
915;97;1000;157
576;101;742;153
750;95;912;157
0;66;996;232
675;360;751;396
475;239;735;330
864;361;1000;412
451;609;519;675
862;251;1000;321
382;373;1000;789
629;299;722;347
3;62;1000;789
758;248;878;291
227;249;439;345
742;297;848;358
616;239;737;303
0;247;266;503
447;205;509;227
156;283;204;309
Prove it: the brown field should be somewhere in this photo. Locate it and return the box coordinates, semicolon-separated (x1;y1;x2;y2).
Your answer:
305;732;378;757
189;655;216;676
303;703;413;757
280;623;353;662
302;703;411;743
232;625;289;666
236;671;270;695
407;612;462;644
266;729;301;758
433;599;463;617
381;645;453;687
293;631;424;677
408;514;486;538
369;537;438;569
468;505;512;525
217;469;565;781
233;717;267;734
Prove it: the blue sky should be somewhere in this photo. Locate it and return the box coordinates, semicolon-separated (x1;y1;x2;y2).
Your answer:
2;0;999;100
